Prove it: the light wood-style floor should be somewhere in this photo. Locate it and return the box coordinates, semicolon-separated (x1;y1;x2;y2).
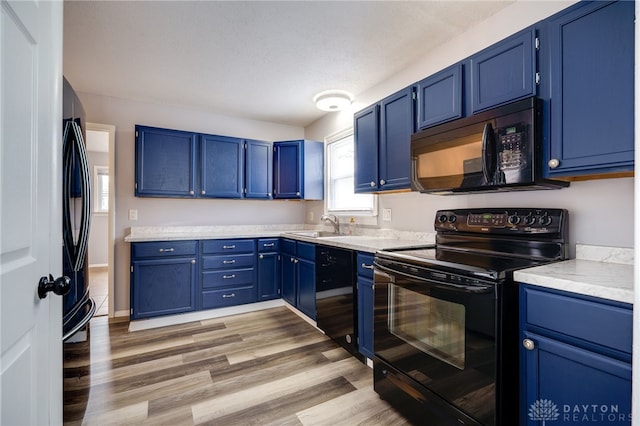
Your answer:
63;306;412;425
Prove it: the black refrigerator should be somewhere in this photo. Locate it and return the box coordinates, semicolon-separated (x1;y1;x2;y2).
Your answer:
62;77;95;341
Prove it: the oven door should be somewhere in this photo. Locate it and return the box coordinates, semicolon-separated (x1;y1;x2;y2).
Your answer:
374;259;497;425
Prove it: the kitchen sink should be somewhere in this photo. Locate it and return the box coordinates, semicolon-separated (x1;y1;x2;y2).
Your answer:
284;231;341;238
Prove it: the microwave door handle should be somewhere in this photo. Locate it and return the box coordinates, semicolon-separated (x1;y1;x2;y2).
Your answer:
482;123;496;185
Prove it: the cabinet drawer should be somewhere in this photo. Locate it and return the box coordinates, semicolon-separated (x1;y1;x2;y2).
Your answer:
202;239;254;254
132;240;197;259
357;253;375;278
297;242;315;261
202;269;254;289
258;238;279;252
524;287;632;354
201;285;257;309
202;253;254;270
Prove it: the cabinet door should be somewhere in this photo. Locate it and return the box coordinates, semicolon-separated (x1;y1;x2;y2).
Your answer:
379;87;414;191
131;257;197;319
281;253;296;305
416;63;463;129
297;257;315;320
201;134;244;198
245;139;273;199
471;30;536;113
273;141;302;199
354;105;379;193
521;331;631;425
258;252;280;301
546;0;634;176
357;275;374;359
135;126;196;197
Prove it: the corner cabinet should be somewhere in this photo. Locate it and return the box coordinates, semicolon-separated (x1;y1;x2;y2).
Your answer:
273;140;324;200
470;29;537;114
135;126;197;197
356;252;374;359
543;0;634;177
354;86;414;193
130;241;198;320
520;285;632;425
280;239;316;319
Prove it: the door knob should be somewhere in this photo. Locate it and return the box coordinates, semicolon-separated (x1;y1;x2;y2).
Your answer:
38;274;71;299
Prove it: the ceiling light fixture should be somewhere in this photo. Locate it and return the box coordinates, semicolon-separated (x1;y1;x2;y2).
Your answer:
313;90;354;112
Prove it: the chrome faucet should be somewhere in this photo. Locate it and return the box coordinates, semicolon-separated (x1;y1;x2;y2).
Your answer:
320;214;340;234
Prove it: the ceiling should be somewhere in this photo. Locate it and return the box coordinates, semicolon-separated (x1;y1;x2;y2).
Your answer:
63;1;513;128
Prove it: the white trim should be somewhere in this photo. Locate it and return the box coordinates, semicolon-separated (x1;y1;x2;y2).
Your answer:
115;310;130;318
128;299;285;332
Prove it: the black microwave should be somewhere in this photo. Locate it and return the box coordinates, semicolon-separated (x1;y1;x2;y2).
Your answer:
411;97;568;194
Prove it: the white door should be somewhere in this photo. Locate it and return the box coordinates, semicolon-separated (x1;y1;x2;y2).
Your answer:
1;0;64;424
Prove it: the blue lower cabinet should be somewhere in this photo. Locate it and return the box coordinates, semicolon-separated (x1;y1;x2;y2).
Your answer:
520;285;632;425
280;239;315;320
257;238;281;301
356;253;375;359
130;241;198;320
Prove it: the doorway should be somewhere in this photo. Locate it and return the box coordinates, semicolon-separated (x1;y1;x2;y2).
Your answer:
85;123;115;317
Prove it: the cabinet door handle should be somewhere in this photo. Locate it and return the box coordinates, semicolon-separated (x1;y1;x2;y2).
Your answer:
222;293;235;298
548;159;560;169
369;181;376;187
295;192;301;196
263;243;275;248
259;254;264;259
361;263;374;270
222;245;236;249
191;259;196;264
379;179;386;186
222;260;236;264
522;338;535;351
223;274;236;279
201;190;206;195
158;248;175;253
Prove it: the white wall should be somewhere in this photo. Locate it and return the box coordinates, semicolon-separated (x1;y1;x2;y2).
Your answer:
304;0;634;254
79;93;306;312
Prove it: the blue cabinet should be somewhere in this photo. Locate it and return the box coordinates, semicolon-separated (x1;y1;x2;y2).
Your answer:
520;285;632;425
200;134;244;198
130;240;198;319
354;86;414;193
200;239;257;309
245;139;273;199
470;29;536;114
416;63;463;129
135;126;197;197
356;252;374;359
257;238;280;301
280;239;316;319
543;0;634;177
273;140;324;200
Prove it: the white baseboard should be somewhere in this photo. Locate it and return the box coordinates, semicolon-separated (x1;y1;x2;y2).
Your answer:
128;299;286;332
115;310;130;318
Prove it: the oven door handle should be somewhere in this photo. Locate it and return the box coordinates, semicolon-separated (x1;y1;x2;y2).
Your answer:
374;263;494;294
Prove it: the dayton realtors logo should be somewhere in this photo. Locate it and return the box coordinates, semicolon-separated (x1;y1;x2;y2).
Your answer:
528;399;631;424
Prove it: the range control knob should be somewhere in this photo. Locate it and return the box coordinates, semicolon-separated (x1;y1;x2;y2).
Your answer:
448;215;457;223
438;214;448;223
508;215;521;225
539;215;553;226
524;215;536;226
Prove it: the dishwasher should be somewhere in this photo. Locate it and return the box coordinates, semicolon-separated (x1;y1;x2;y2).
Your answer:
315;245;361;360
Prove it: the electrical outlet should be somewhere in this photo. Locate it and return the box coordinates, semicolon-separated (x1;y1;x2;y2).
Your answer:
129;209;138;221
382;208;392;221
308;211;314;221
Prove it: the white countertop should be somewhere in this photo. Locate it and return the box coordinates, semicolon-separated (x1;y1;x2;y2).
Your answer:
514;244;634;305
124;225;435;254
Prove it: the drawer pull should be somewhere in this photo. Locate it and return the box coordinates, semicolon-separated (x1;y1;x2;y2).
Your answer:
222;245;236;250
222;260;236;264
223;274;236;279
263;243;275;248
523;338;535;351
361;263;374;270
158;248;175;253
222;293;236;298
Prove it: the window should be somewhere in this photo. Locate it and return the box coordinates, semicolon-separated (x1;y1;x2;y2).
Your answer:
94;166;109;213
325;129;375;216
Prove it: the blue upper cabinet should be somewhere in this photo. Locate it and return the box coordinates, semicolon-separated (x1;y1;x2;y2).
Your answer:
135;125;197;197
416;63;463;129
354;104;379;192
200;134;244;198
273;140;324;200
544;0;634;177
355;86;414;193
245;139;273;199
470;29;536;114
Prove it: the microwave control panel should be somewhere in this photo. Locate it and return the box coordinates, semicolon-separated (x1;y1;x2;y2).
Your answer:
497;124;527;172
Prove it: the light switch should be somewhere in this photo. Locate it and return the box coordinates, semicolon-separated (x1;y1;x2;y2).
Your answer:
129;209;138;221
